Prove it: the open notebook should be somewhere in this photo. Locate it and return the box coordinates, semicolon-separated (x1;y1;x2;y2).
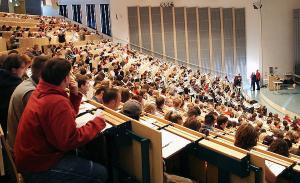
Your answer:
76;105;113;132
140;118;191;159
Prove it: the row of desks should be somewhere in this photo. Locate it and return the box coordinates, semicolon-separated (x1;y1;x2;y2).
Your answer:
78;100;300;183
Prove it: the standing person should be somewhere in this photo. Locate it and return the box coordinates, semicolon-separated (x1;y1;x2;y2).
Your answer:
0;54;26;135
256;69;261;90
14;58;108;183
251;72;256;91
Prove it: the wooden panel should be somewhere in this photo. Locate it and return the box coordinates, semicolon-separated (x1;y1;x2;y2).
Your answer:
89;101;164;183
19;37;49;48
0;38;7;52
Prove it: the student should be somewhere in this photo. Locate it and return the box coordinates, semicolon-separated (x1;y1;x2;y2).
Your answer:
102;88;121;110
7;56;49;149
121;99;143;121
76;75;90;99
0;54;26;135
14;58;108;183
268;139;289;157
234;123;258;150
216;115;228;131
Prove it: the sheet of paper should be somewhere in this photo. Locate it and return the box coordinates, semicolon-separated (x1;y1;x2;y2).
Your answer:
265;160;286;177
139;119;157;129
79;102;96;114
160;129;191;159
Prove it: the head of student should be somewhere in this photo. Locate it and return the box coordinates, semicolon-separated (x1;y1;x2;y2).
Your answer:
31;55;49;83
3;53;26;78
102;87;121;110
234;123;258;150
41;58;72;88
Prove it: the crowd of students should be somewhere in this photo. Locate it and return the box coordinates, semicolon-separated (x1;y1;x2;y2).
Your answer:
1;14;300;182
0;14;93;50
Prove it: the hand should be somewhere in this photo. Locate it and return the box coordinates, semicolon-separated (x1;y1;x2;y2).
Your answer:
69;74;78;95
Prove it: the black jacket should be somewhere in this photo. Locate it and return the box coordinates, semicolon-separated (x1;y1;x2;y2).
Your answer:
0;69;22;134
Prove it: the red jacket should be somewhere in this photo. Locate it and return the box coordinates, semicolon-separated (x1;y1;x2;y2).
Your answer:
14;80;106;173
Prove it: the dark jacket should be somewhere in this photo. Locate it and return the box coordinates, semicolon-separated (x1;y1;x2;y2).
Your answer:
0;69;22;134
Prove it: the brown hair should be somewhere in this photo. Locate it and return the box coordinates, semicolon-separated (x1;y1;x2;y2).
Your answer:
268;139;289;157
165;111;183;125
183;117;201;131
234;123;258;150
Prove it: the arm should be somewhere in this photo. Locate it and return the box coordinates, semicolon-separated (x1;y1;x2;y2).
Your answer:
22;90;33;107
44;100;106;152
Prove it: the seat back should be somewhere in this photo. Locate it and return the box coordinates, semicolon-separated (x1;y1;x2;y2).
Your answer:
0;124;24;183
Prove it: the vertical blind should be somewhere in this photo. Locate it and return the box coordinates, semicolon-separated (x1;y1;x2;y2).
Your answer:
128;7;246;78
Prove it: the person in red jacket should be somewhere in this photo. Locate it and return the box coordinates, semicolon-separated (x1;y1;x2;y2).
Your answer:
14;58;107;183
256;69;261;90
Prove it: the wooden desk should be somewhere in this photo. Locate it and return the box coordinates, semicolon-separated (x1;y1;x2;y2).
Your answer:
0;38;7;52
273;81;283;91
268;75;279;91
18;37;49;48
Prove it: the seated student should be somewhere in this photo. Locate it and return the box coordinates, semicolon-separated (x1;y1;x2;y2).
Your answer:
215;115;228;131
76;75;90;99
268;139;290;157
165;111;183;125
144;103;157;115
156;96;165;116
121;99;143;121
199;112;217;135
186;106;201;119
0;54;26;135
120;88;131;103
14;58;108;183
7;56;49;150
102;88;121;110
92;85;107;104
234;123;258;150
183;118;201;132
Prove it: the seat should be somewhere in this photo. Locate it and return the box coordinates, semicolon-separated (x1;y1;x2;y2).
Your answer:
0;124;24;183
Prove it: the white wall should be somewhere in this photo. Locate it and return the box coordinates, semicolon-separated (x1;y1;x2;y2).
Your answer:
42;5;59;16
261;0;300;77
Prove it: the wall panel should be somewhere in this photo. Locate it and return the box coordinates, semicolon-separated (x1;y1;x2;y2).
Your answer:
128;7;140;51
175;7;186;63
187;7;198;66
199;8;210;72
140;7;151;55
163;7;175;62
235;8;246;75
211;8;222;75
223;8;234;78
151;7;163;59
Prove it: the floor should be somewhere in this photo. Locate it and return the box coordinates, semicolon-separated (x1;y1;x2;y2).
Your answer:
245;85;300;116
